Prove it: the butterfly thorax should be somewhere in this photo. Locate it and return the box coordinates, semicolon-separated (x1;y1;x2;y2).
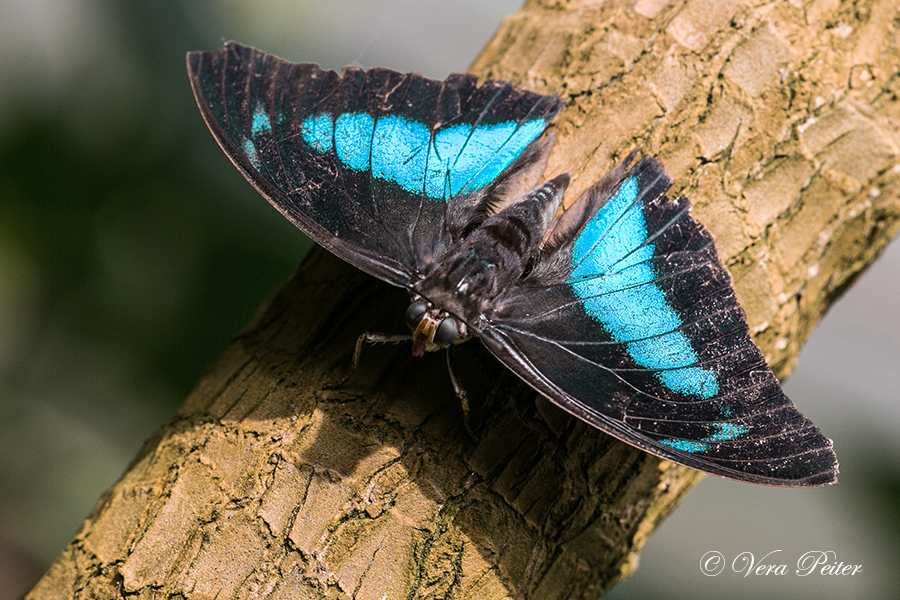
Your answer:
407;175;569;353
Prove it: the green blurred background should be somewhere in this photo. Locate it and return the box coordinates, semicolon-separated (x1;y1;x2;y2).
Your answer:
0;1;898;598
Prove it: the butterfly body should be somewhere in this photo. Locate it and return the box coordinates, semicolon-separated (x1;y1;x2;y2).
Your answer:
188;42;839;487
410;174;570;342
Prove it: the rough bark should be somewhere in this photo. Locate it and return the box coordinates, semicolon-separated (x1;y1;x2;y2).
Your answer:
27;0;900;598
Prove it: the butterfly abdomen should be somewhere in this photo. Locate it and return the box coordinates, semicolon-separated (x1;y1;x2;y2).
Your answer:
478;174;570;258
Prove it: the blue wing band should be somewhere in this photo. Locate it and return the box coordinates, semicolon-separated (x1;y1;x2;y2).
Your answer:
297;111;548;200
568;174;719;398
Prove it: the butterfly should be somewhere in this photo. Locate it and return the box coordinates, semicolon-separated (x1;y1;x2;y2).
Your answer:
187;42;838;487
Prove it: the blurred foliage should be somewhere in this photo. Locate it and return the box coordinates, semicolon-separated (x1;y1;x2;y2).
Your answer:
0;107;305;393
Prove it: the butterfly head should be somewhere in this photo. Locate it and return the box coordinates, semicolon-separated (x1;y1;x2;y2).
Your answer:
405;299;468;357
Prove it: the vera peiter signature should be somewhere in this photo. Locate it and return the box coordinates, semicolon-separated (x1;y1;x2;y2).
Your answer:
700;550;863;577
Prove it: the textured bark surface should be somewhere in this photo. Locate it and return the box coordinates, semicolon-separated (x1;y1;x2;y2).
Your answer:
28;1;900;599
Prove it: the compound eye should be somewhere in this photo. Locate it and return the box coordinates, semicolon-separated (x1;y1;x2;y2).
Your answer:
433;318;459;347
405;301;428;331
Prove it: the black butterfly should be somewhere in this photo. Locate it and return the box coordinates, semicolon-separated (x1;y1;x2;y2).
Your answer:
187;42;838;486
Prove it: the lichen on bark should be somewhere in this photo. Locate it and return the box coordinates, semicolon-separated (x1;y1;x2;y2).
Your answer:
27;1;900;598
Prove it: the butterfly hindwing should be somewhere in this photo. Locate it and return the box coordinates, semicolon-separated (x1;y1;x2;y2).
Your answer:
187;42;563;286
482;157;837;486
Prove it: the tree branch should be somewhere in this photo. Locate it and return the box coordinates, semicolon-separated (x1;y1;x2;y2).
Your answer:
27;0;900;598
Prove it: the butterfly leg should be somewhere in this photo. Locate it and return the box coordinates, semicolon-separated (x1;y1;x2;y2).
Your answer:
324;332;411;389
446;347;477;440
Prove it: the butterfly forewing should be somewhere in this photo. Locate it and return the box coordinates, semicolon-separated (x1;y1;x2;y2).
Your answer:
187;43;563;286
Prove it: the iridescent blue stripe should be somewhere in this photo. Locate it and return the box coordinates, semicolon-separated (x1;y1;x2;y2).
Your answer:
241;102;272;172
568;176;719;398
371;115;430;194
300;113;333;153
299;111;546;200
334;113;375;171
658;422;750;454
452;119;547;195
242;138;262;171
251;102;271;136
